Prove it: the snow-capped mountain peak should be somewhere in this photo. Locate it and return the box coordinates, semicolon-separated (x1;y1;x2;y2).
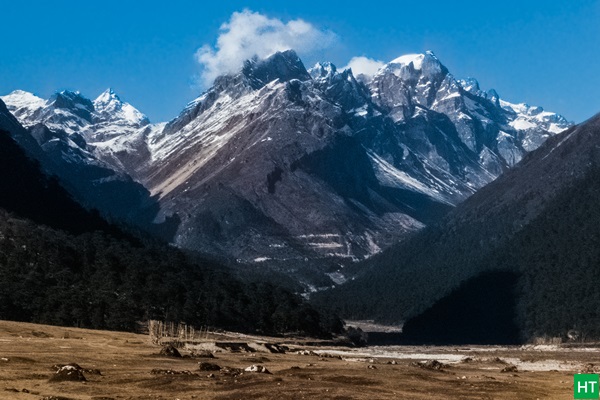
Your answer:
389;53;426;69
94;87;118;104
458;78;481;94
93;88;149;127
2;87;151;142
0;90;46;122
385;51;446;78
309;61;337;80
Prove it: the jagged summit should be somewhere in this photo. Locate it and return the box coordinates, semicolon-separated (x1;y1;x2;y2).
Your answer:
47;90;95;123
241;50;312;89
93;88;149;128
309;61;337;79
458;77;481;93
94;88;119;104
384;51;447;78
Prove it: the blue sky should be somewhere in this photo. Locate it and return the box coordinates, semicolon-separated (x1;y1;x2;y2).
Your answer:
1;0;598;123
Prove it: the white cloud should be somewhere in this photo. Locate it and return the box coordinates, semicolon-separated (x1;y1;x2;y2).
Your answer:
196;10;336;86
343;56;385;78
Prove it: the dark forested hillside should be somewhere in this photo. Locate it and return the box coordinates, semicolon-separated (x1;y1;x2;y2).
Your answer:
506;166;600;340
400;167;600;343
0;128;342;337
313;113;600;343
0;210;342;336
401;271;521;345
0;128;113;235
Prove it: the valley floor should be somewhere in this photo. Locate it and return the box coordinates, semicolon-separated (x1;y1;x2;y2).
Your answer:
0;320;595;399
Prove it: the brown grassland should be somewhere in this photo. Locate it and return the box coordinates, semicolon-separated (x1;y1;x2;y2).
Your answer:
0;320;597;399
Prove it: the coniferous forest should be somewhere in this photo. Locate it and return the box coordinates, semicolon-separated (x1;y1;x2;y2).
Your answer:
313;164;600;343
0;128;343;337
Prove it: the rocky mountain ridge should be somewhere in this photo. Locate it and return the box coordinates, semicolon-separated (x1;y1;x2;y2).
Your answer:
1;50;571;287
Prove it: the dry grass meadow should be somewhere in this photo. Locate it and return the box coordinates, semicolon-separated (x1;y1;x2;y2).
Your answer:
0;320;597;399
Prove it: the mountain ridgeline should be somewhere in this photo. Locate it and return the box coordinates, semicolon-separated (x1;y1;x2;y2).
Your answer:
314;114;600;343
1;50;570;288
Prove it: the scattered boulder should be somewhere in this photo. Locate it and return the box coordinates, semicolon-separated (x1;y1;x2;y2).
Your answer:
49;365;86;382
244;365;271;374
264;343;287;354
214;342;254;353
159;344;182;358
387;360;398;365
412;360;449;371
52;362;82;371
52;363;101;375
296;350;317;356
367;365;377;370
500;365;518;373
198;362;221;371
190;350;215;359
460;357;474;363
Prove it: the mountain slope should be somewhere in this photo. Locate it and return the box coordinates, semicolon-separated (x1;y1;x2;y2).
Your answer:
2;51;571;287
314;113;600;341
0;125;115;235
142;51;568;283
0;126;342;336
0;95;169;236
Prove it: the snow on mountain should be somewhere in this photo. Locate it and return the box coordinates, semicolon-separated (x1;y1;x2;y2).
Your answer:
121;49;570;277
367;150;455;206
2;88;149;138
500;99;570;150
94;88;148;124
387;51;444;78
1;50;572;288
0;89;162;229
0;90;46;121
1;88;156;172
